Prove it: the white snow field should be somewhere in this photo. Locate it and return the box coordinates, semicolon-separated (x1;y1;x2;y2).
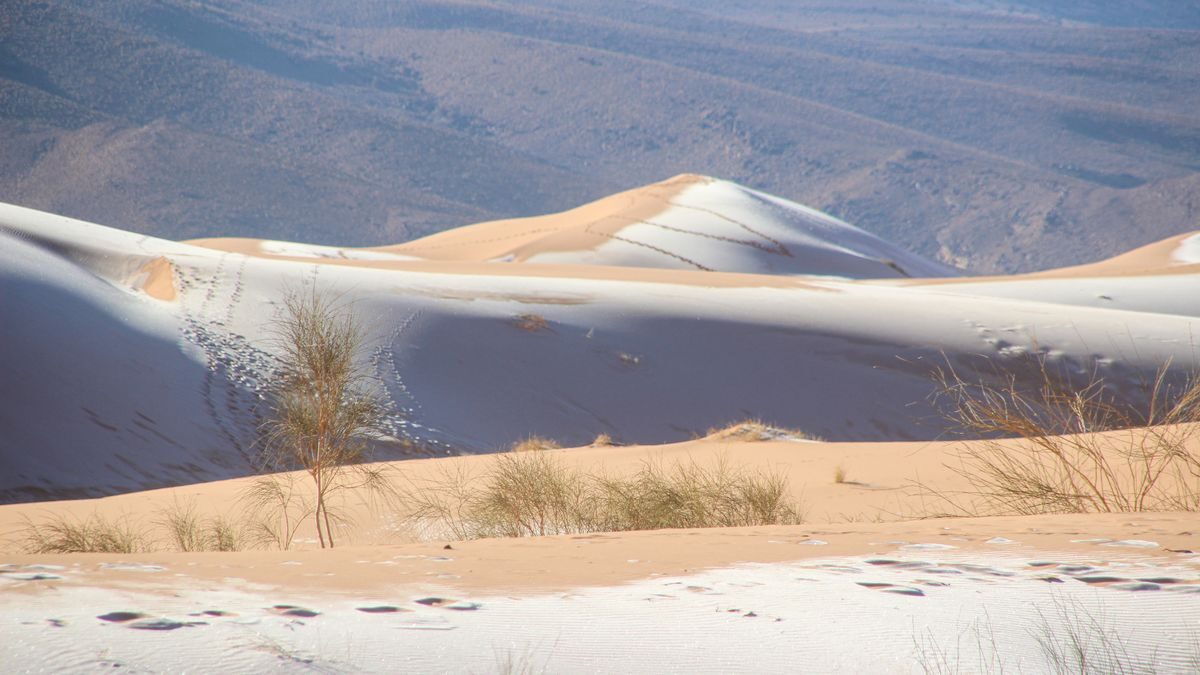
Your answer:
3;546;1199;673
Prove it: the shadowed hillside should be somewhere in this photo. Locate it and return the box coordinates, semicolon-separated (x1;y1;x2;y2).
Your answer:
1;0;1198;272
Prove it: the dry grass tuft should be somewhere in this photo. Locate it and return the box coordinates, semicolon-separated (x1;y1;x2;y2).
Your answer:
403;451;587;539
925;358;1200;516
22;513;148;554
158;500;243;552
400;453;803;540
592;457;804;531
591;433;616;447
834;465;847;484
512;313;550;332
204;516;242;552
509;436;562;453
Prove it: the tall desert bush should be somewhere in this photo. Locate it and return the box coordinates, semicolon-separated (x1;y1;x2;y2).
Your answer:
256;288;395;548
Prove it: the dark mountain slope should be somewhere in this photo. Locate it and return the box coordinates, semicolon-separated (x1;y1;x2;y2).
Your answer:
1;0;1197;271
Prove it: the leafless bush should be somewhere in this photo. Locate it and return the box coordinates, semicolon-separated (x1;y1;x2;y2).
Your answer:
927;358;1200;515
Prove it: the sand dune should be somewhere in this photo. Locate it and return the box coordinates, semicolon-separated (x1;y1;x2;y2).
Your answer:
3;182;1199;501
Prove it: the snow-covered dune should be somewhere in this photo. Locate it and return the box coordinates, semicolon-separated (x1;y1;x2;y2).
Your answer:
380;174;960;279
2;190;1198;501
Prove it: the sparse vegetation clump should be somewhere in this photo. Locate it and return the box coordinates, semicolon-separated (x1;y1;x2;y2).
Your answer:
704;419;820;443
22;513;147;554
512;313;550;332
929;358;1200;516
509;436;561;453
401;454;803;540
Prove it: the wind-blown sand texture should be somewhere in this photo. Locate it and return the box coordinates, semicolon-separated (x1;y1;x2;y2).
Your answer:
2;179;1199;671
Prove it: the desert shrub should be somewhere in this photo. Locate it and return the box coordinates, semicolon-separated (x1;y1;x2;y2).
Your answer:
401;454;802;540
405;452;591;539
509;436;561;453
929;358;1200;515
593;458;802;531
23;513;147;554
591;433;615;447
512;314;550;332
470;452;592;537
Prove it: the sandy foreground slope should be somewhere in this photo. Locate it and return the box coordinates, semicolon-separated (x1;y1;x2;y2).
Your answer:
2;177;1200;671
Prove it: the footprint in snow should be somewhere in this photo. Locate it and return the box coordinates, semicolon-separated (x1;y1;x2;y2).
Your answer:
856;582;925;597
414;597;481;611
128;618;206;631
357;606;412;614
270;605;320;618
98;612;205;630
98;611;148;623
4;572;62;581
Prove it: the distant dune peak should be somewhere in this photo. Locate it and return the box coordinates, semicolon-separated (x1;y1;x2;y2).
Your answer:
391;174;959;279
1173;233;1200;265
